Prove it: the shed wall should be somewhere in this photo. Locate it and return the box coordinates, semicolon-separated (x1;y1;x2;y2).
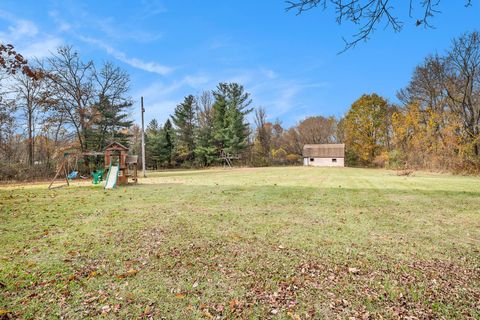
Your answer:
303;157;344;167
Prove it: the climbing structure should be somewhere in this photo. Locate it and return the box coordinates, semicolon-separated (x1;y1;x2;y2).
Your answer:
104;142;138;186
220;150;240;168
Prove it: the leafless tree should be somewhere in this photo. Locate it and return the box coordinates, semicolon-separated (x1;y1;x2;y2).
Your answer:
271;120;284;149
90;62;132;151
0;43;39;162
196;90;214;127
397;31;480;161
254;107;272;161
397;55;448;114
95;62;131;106
443;31;480;155
42;46;96;152
11;71;47;165
286;0;474;51
296;116;337;145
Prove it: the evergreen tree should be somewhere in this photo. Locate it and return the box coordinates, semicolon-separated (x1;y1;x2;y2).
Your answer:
194;91;216;166
145;119;162;169
86;94;133;151
146;118;160;135
212;83;253;156
212;89;228;152
195;112;216;166
171;95;196;163
158;119;174;167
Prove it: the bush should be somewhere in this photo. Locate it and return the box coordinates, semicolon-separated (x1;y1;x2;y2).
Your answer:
387;149;406;170
285;154;301;165
345;149;359;167
0;162;55;182
271;148;288;165
373;151;389;167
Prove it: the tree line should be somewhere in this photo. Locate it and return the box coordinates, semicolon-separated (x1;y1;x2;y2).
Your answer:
0;46;132;180
144;83;344;168
145;31;480;173
144;83;254;168
1;30;479;180
342;31;480;173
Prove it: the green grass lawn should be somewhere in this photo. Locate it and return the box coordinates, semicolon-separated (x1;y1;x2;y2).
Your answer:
1;167;479;319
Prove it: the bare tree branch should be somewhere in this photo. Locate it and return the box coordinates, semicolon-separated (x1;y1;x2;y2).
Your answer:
286;0;474;52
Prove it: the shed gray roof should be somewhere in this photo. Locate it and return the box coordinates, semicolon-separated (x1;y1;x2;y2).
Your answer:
303;144;345;158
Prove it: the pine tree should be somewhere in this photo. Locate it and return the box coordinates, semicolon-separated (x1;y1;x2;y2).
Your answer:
194;91;216;166
145;119;162;169
195;112;216;166
171;95;196;163
212;83;252;156
86;94;133;151
158;119;174;167
212;89;228;152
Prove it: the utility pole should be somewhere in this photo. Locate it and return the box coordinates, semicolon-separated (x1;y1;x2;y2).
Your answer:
141;96;146;178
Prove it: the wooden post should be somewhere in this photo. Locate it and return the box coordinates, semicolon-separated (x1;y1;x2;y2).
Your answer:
141;97;146;178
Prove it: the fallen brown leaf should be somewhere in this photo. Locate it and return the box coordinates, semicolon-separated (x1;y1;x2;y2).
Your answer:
117;269;138;279
0;309;11;316
229;299;240;311
202;310;213;319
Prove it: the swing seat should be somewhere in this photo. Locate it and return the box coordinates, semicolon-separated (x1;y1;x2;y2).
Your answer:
67;171;78;180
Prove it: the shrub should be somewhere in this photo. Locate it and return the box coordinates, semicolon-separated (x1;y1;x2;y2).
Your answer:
345;149;359;167
387;149;406;170
271;148;288;165
285;154;301;165
373;151;389;167
0;162;55;182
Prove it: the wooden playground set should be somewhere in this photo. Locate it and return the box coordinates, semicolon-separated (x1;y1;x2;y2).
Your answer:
47;142;243;189
48;142;138;190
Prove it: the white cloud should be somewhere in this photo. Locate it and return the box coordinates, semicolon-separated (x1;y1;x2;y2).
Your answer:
9;19;38;38
78;36;173;75
131;66;328;128
183;75;210;87
120;55;172;75
132;74;213;123
49;7;162;44
139;0;167;18
248;78;328;120
0;10;62;59
140;99;179;124
96;19;162;43
48;10;72;32
261;68;277;80
20;37;63;59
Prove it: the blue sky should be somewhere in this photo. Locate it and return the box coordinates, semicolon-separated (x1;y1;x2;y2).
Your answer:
0;1;479;127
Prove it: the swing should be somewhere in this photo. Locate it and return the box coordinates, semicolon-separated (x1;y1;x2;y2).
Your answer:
67;171;78;179
67;156;79;180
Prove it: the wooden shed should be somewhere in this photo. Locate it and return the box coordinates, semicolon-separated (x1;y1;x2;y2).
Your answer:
303;144;345;167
